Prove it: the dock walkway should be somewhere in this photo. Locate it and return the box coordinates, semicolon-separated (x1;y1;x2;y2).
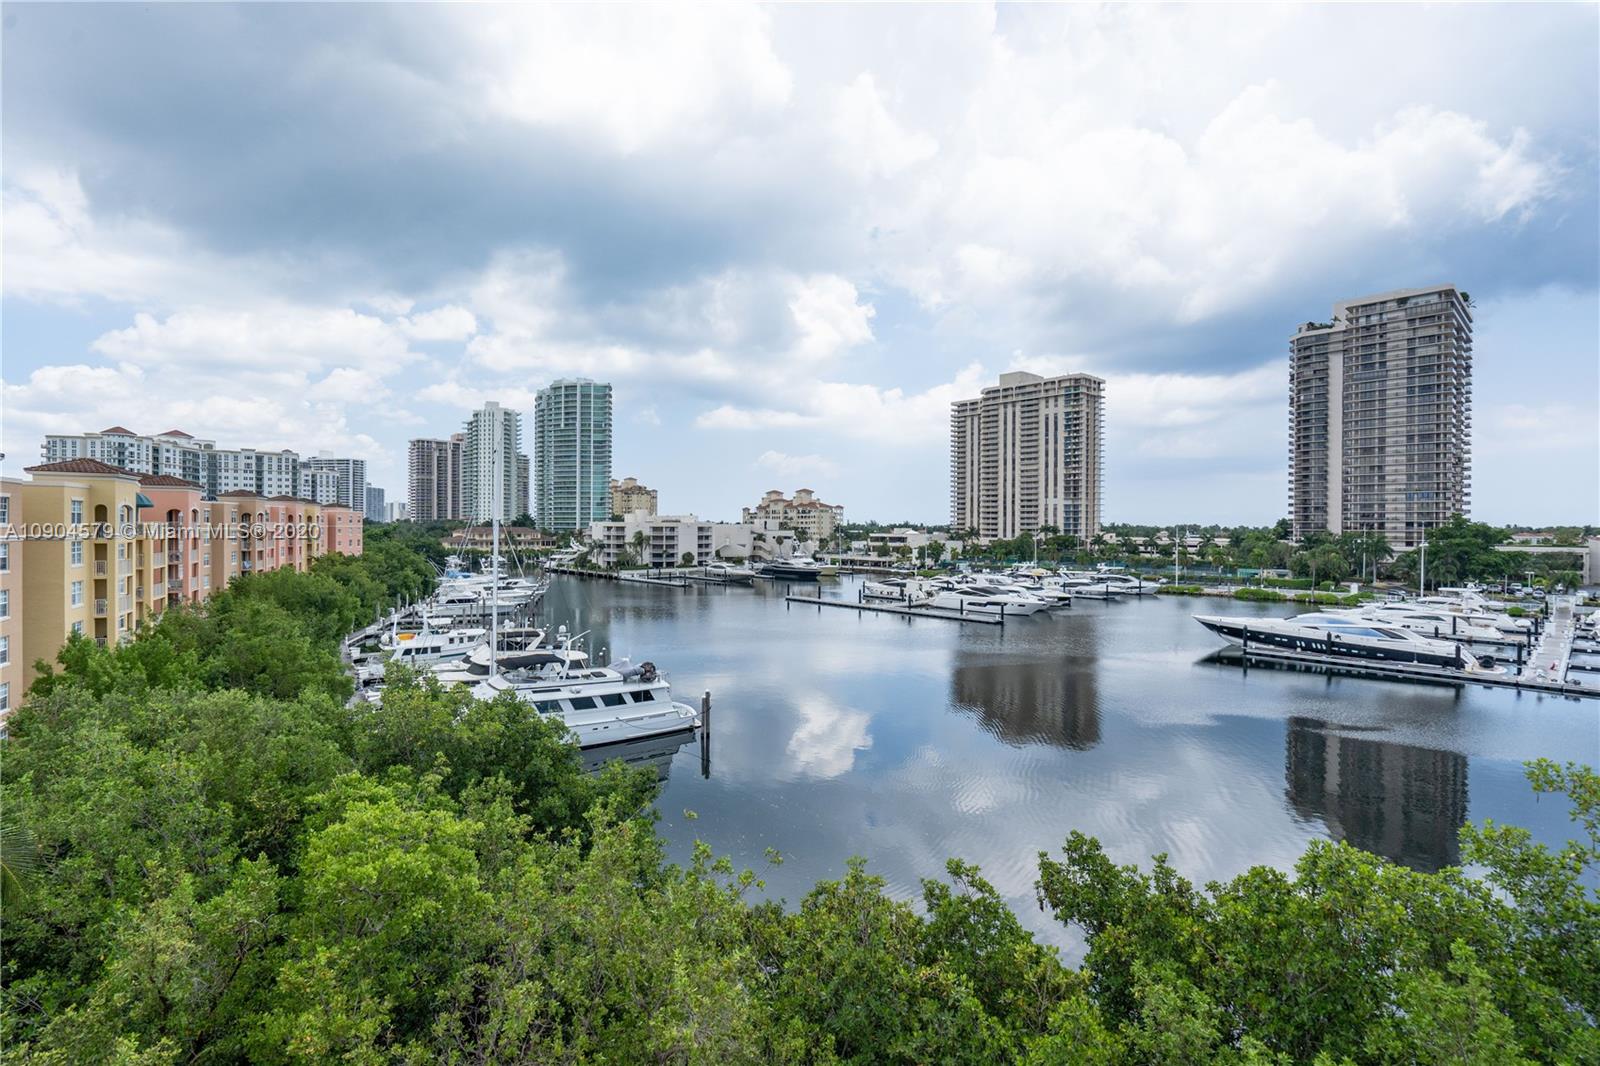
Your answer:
1527;598;1578;686
784;593;1005;625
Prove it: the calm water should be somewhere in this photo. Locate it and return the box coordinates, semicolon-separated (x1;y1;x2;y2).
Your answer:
543;575;1598;946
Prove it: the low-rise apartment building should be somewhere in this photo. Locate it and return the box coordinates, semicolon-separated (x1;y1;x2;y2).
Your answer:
741;489;844;542
0;465;364;718
587;514;715;568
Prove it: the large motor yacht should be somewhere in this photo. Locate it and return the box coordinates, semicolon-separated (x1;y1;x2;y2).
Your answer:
1195;611;1503;672
756;556;828;581
471;653;702;748
701;562;756;583
926;584;1049;616
1338;603;1507;643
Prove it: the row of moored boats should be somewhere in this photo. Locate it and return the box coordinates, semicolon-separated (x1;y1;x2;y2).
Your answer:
353;556;701;748
1195;588;1536;675
862;567;1162;615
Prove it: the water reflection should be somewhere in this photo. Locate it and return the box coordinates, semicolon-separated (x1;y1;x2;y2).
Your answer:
583;728;699;780
950;650;1101;750
1284;717;1469;872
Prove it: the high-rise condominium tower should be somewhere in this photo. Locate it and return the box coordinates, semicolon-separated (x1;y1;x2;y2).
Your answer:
950;371;1104;543
1289;285;1472;548
302;454;367;511
533;380;612;532
462;402;522;524
407;433;464;522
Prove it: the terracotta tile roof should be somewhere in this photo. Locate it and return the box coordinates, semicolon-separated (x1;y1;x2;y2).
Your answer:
157;429;193;438
217;489;266;498
138;474;204;489
24;458;136;477
99;426;137;435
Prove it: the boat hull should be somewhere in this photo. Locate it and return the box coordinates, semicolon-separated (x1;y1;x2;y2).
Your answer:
1196;616;1466;670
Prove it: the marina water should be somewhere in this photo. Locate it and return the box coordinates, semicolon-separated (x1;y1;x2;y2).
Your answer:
541;574;1597;948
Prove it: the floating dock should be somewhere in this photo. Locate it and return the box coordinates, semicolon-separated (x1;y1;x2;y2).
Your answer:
546;564;690;588
1214;642;1595;699
784;593;1005;625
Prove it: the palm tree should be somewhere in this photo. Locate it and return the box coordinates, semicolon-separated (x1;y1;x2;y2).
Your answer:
1;820;39;907
631;530;647;569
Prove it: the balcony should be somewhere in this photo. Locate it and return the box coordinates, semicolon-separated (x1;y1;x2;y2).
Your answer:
119;596;132;612
168;550;182;563
95;560;108;576
95;598;108;616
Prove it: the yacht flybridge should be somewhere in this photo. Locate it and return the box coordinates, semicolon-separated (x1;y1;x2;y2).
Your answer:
1195;611;1504;673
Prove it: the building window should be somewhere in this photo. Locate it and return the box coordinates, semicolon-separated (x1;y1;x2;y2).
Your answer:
0;635;8;666
203;576;210;589
0;682;8;712
71;499;83;524
0;543;8;572
0;496;8;524
70;580;84;607
71;620;83;636
0;588;7;618
71;540;83;566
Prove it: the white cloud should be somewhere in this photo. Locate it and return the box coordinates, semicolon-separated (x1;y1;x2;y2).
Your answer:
697;362;988;445
828;72;938;180
399;305;478;342
785;695;873;778
1480;403;1599;452
787;274;876;363
755;450;839;479
468;4;792;154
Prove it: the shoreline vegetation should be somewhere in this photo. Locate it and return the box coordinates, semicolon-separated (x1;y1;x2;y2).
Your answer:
2;528;1595;1063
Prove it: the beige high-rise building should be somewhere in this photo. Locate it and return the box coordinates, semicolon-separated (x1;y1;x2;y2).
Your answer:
950;371;1104;543
407;433;464;522
1289;285;1472;548
610;476;658;517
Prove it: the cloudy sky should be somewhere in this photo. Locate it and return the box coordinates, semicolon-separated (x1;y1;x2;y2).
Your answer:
4;4;1596;525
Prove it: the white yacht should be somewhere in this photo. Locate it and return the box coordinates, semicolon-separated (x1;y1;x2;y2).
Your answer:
1195;611;1504;672
382;625;488;665
1339;603;1507;643
472;655;702;748
1412;593;1532;634
863;577;936;602
702;562;756;583
1092;571;1162;595
1058;576;1126;600
926;585;1049;616
756;556;827;581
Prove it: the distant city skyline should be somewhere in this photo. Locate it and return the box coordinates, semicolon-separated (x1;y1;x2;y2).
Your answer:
3;6;1595;525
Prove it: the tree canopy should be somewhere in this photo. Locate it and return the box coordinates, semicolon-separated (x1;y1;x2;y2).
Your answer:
3;540;1595;1063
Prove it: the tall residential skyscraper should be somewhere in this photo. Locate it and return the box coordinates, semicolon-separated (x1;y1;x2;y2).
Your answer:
462;401;522;524
1289;285;1472;548
533;379;613;532
515;454;530;520
950;371;1104;543
302;454;367;511
406;433;464;522
365;485;386;523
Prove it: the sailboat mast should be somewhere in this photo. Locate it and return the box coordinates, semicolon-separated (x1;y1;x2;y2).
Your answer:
490;409;500;678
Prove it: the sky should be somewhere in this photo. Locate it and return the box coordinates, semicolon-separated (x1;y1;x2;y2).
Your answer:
3;3;1596;526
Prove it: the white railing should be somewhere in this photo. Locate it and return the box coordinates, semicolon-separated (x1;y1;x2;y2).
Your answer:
95;560;108;576
95;598;108;616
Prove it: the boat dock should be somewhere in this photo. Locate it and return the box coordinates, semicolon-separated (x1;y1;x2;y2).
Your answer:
546;564;690;588
1214;600;1595;699
784;592;1005;625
